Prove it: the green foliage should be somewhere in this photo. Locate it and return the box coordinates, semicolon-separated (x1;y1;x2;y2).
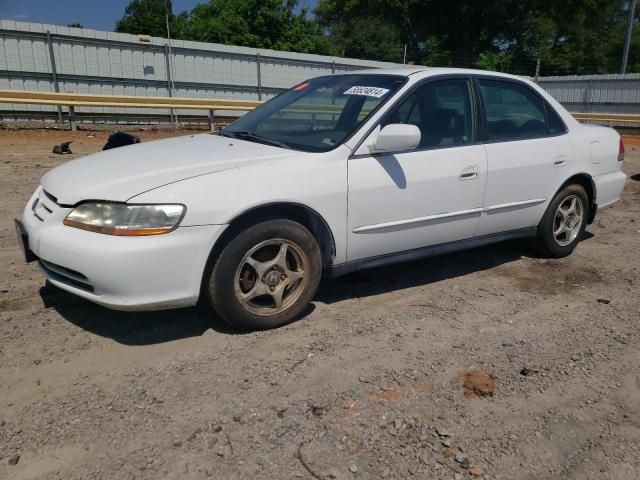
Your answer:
183;0;336;54
114;0;639;74
116;0;337;55
316;0;639;75
67;23;83;28
116;0;174;37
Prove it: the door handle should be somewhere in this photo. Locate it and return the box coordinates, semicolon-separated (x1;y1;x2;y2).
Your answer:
459;166;478;180
553;156;567;167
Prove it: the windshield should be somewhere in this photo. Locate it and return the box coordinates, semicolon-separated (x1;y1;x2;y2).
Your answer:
223;74;407;152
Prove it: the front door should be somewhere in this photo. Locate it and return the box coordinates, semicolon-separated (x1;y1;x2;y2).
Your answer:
347;78;487;262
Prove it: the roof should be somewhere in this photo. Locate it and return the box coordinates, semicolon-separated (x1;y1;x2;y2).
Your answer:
340;66;527;82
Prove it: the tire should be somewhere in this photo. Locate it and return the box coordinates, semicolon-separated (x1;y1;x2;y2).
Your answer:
531;184;590;258
206;219;322;330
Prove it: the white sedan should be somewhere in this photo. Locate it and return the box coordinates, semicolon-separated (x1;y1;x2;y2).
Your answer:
16;67;627;329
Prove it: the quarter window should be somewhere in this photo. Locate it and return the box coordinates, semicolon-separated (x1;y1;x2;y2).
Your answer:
479;79;557;141
545;103;566;135
382;79;473;148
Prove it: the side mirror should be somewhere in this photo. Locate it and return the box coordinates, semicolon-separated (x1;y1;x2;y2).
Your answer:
373;123;421;153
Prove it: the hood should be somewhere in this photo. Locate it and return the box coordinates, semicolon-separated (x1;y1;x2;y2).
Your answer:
42;133;295;205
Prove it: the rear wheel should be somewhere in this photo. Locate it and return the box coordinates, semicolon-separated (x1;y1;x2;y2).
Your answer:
532;184;589;258
207;219;322;330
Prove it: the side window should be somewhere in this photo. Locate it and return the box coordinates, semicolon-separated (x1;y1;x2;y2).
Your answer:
382;79;473;148
479;80;549;141
545;103;566;135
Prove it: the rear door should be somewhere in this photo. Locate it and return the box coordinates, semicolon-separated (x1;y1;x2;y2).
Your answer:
347;77;488;261
475;78;573;236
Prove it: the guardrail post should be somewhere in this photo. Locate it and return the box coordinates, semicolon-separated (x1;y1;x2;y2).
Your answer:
46;30;63;123
208;109;215;132
256;53;263;101
68;105;76;131
332;61;336;74
164;44;175;125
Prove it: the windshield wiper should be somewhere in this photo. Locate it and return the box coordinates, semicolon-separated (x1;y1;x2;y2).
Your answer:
221;131;292;150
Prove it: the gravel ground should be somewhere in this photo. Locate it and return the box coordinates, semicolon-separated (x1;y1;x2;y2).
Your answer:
1;127;639;480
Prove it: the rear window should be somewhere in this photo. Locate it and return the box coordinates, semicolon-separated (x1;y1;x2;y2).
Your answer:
479;79;563;141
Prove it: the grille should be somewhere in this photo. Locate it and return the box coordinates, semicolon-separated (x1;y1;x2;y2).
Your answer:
32;188;59;222
40;260;94;292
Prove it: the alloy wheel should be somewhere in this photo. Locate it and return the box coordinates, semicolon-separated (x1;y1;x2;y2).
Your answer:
553;194;584;247
233;239;308;316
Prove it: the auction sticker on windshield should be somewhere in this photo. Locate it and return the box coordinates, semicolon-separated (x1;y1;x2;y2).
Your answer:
343;86;390;98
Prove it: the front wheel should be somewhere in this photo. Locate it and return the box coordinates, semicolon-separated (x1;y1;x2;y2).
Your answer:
206;219;322;330
532;184;589;258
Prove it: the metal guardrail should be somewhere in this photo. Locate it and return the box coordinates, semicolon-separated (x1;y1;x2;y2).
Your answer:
1;89;640;130
0;90;262;130
570;112;640;124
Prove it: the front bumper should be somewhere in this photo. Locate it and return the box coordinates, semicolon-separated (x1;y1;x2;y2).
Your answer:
20;187;226;311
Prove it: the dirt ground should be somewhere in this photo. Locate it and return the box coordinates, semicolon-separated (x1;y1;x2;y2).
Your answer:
1;125;639;480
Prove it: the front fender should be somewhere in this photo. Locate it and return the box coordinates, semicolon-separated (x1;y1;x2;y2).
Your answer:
129;148;350;264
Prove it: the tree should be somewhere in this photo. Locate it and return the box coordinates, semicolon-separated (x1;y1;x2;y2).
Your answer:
506;0;631;75
114;0;638;74
315;0;638;74
116;0;175;37
67;23;83;28
316;0;530;67
183;0;337;54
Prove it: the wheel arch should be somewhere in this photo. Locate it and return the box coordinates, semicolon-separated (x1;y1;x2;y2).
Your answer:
556;173;597;224
201;202;336;295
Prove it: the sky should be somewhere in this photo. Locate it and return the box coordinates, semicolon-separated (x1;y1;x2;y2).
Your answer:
0;0;318;32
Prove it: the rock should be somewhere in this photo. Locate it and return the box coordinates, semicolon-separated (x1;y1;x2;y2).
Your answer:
433;454;445;465
443;448;457;459
441;438;452;447
436;427;450;437
520;367;539;376
311;405;327;417
469;465;485;477
571;354;581;361
8;454;20;465
187;427;201;442
596;298;610;305
349;463;358;473
454;452;468;464
381;466;391;477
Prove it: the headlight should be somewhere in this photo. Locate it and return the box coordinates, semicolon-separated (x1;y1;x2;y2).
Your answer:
63;203;185;236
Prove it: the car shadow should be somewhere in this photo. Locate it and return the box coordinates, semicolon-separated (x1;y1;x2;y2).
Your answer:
316;239;527;304
40;282;317;345
317;232;596;304
44;234;595;345
39;283;233;345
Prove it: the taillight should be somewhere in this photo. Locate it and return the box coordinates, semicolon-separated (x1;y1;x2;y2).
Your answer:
618;138;625;162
